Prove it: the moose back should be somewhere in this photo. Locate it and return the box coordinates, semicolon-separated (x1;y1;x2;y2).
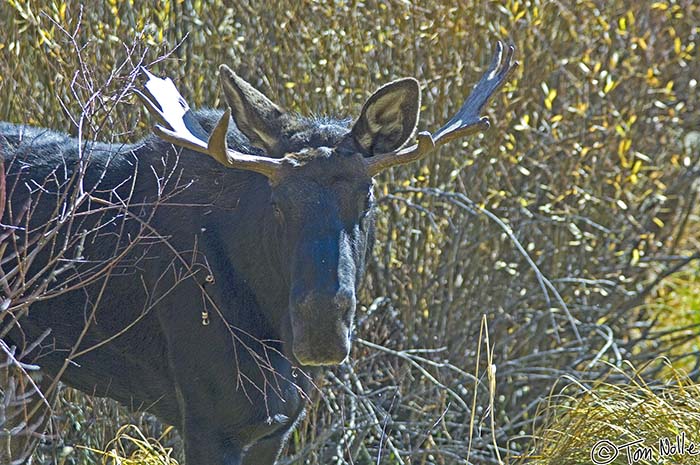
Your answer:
0;43;515;465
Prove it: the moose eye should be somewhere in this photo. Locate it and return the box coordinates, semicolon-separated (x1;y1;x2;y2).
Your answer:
272;203;284;222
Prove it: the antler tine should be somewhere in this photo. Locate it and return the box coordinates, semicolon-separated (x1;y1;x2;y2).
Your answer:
137;68;283;180
433;41;514;143
365;41;518;176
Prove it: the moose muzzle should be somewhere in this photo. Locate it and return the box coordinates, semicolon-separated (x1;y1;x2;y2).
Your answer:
291;289;355;366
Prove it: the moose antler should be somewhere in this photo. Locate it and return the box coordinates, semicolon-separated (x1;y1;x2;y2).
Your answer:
135;68;283;180
137;41;515;179
364;41;517;176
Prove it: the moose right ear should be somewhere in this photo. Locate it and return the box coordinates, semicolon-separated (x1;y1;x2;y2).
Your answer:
219;65;286;154
351;78;421;156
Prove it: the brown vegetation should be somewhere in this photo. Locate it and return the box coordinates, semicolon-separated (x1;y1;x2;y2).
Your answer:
0;1;698;464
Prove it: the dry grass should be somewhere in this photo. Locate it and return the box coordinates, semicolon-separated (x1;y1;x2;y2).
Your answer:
522;360;700;465
76;425;179;465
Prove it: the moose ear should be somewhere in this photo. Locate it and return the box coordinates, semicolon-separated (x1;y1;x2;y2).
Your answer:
351;78;421;155
219;65;286;154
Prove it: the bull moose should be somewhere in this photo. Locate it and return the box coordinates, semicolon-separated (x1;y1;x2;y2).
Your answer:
0;42;516;464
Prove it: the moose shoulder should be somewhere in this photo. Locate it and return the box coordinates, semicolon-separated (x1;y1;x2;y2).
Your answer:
1;43;516;465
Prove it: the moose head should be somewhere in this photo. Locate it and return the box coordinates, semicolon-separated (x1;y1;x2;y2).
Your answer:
137;42;517;366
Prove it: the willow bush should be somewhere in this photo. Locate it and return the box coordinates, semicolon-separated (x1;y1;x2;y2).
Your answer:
0;1;698;464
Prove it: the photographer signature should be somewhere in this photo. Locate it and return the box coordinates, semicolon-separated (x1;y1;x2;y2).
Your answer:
590;432;699;464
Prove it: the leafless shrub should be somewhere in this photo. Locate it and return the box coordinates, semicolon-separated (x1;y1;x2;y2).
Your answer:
0;11;185;464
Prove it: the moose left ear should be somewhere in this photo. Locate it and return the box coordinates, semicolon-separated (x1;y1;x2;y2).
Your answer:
351;78;421;155
219;64;288;155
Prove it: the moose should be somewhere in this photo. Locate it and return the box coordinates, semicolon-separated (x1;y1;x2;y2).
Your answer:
1;42;516;464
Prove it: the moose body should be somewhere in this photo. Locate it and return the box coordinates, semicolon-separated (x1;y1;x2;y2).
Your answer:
1;43;515;465
1;111;344;464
